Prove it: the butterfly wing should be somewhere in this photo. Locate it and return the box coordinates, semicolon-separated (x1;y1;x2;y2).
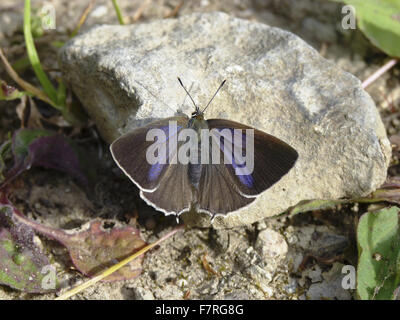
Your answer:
110;116;189;190
196;163;256;216
196;119;298;216
111;116;298;217
140;163;194;216
111;116;194;216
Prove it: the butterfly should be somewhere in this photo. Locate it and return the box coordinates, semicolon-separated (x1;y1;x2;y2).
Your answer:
110;78;298;220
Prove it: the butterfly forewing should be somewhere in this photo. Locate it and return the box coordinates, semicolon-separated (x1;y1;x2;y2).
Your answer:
110;116;189;192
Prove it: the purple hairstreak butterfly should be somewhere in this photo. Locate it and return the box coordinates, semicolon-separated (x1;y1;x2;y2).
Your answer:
110;78;298;220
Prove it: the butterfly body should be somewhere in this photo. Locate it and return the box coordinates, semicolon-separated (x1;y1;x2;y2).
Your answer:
186;112;209;189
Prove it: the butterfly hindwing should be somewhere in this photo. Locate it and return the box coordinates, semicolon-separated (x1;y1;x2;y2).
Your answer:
140;161;193;216
197;161;256;215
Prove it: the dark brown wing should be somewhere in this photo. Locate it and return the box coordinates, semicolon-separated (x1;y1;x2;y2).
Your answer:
140;162;193;216
196;163;255;216
206;118;298;197
110;116;189;192
196;118;298;216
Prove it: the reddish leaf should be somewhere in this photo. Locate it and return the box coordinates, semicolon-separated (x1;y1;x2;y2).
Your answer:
1;129;88;189
53;220;146;282
6;200;147;281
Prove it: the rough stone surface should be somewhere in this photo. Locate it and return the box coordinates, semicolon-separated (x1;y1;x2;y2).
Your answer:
59;12;391;228
306;263;353;300
255;228;288;262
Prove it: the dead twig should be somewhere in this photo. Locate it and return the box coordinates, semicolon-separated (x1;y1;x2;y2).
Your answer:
362;58;398;89
131;0;151;23
0;48;54;106
201;252;220;276
70;0;96;37
164;1;184;18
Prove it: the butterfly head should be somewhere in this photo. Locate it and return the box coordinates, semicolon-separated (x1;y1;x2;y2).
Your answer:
191;109;204;120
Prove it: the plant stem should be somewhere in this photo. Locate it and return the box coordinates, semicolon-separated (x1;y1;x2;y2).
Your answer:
23;0;58;104
112;0;125;25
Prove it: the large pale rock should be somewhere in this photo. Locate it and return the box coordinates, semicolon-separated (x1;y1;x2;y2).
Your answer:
59;12;391;228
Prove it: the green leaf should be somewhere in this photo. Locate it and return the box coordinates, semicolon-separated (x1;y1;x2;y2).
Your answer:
0;199;54;293
358;187;400;205
51;41;65;49
56;80;67;107
332;0;400;57
11;56;32;72
357;206;400;299
30;8;44;39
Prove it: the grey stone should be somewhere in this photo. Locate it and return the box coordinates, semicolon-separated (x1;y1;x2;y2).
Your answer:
304;264;323;283
255;228;288;261
246;265;273;285
59;12;390;228
284;278;298;295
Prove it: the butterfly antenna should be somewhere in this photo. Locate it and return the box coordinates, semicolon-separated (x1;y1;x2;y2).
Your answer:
178;77;199;112
202;79;226;113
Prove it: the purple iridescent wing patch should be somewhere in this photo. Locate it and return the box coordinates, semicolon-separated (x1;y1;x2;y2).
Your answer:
211;127;254;189
148;124;182;181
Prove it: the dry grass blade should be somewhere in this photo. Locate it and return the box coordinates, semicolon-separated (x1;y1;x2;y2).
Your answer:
70;0;96;37
164;1;184;18
0;48;54;106
131;0;151;23
183;290;190;299
362;58;398;89
16;95;44;128
55;225;184;300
